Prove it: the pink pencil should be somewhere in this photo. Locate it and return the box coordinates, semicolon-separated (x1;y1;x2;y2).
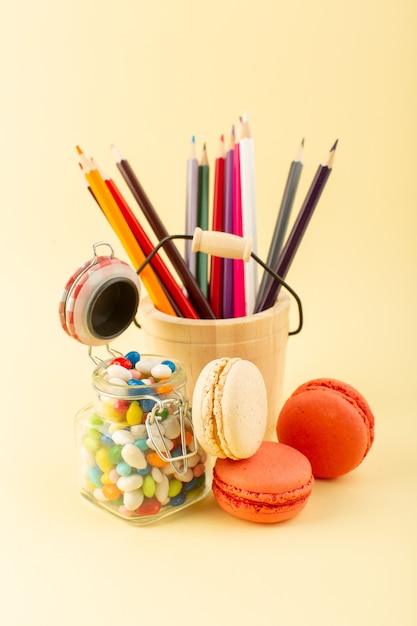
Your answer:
221;126;235;318
233;121;246;317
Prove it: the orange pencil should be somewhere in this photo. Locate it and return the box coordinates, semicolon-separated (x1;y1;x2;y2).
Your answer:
76;146;176;316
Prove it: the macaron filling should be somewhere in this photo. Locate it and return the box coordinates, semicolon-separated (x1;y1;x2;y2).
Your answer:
193;357;268;460
211;358;241;458
213;470;313;515
198;358;235;457
212;442;314;523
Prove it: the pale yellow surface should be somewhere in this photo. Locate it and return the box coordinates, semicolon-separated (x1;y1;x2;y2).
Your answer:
0;1;416;625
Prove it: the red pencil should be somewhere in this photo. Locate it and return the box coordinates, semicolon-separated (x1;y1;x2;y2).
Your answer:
93;159;199;320
209;135;225;317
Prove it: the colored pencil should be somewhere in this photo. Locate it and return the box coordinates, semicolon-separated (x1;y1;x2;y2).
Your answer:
76;146;176;317
232;120;246;317
196;143;209;298
255;138;304;311
209;135;225;318
239;112;258;315
111;145;215;319
255;140;338;313
92;160;199;320
185;135;198;277
221;127;235;319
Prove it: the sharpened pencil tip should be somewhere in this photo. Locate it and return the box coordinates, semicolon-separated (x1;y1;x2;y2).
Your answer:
325;140;338;168
77;149;92;173
76;145;83;154
295;139;305;163
191;135;196;143
200;143;209;166
111;144;124;163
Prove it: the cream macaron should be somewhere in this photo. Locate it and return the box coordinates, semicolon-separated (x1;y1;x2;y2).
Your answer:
192;357;268;460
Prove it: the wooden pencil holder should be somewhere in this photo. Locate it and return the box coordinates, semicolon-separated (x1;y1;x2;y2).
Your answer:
138;292;290;441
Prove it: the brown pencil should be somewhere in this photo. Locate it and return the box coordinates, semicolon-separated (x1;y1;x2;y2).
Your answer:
112;145;216;319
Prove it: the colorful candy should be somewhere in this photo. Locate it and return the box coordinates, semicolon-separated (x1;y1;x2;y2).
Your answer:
76;352;209;522
121;443;147;469
126;401;143;425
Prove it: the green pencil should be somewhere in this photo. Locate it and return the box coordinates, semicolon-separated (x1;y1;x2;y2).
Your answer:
196;143;209;297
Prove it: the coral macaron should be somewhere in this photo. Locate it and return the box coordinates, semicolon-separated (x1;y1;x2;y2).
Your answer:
277;378;375;478
212;441;314;523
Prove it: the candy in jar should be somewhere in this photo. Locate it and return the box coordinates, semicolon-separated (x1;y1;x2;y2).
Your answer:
75;352;211;524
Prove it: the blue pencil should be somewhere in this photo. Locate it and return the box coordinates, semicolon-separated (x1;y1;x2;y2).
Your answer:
255;139;304;311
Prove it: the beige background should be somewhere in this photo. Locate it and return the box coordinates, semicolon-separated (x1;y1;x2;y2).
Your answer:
1;1;416;624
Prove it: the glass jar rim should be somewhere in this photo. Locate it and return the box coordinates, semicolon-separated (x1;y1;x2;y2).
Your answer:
92;354;186;399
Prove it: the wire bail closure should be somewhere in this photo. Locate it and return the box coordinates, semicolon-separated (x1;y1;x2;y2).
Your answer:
146;393;198;476
87;344;123;366
135;229;304;335
90;379;198;475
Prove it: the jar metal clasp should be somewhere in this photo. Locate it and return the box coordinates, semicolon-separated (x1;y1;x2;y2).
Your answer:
145;394;198;476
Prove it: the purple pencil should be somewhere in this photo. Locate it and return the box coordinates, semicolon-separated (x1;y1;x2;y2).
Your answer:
185;135;199;276
255;140;338;313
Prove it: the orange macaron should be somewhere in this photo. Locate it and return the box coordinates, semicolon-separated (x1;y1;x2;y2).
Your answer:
212;441;314;523
276;378;375;478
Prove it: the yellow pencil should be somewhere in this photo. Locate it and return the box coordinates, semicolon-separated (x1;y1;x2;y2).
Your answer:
76;146;176;316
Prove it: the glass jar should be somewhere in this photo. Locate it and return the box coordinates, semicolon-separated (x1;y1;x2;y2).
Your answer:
75;354;211;524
